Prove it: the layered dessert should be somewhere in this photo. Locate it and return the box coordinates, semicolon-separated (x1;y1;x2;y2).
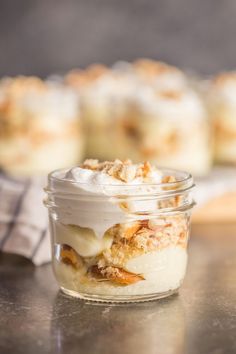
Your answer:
66;60;211;176
208;72;236;164
117;80;211;175
45;159;194;302
0;76;83;175
65;64;139;159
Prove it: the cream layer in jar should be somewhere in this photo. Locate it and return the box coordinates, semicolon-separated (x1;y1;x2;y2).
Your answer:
45;159;194;302
0;76;84;175
208;72;236;164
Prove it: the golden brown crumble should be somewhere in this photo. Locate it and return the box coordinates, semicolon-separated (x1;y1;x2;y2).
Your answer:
80;159;159;183
100;215;188;268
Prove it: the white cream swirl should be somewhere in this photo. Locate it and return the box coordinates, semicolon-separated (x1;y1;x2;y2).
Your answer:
132;85;206;125
50;165;163;238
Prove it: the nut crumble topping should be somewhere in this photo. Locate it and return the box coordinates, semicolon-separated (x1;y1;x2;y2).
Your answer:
80;159;165;183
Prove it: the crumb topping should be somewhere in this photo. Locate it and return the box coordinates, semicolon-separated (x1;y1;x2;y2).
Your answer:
133;59;181;77
65;64;110;88
80;159;162;183
80;159;178;186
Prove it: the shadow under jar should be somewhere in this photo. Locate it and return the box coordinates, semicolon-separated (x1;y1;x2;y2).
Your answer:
44;168;195;303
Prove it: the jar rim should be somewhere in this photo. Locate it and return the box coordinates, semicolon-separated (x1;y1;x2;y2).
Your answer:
49;166;192;185
46;166;194;196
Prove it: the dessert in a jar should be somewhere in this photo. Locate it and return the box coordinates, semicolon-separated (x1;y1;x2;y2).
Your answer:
208;72;236;164
65;64;139;160
66;60;211;176
0;76;84;175
44;159;195;302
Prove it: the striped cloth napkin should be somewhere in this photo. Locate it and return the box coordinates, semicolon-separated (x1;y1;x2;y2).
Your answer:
0;172;51;265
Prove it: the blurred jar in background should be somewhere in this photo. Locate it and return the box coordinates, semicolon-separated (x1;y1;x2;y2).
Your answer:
208;72;236;165
66;60;212;176
0;76;84;175
118;74;212;176
65;63;139;160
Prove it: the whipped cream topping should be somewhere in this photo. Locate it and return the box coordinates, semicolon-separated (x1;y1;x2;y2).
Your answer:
69;60;206;124
80;72;140;109
73;60;195;113
49;160;167;238
66;160;163;189
112;60;187;90
150;71;186;91
0;77;80;120
131;59;187;88
132;84;206;123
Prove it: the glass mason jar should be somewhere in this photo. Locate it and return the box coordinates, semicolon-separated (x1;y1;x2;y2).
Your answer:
44;168;195;303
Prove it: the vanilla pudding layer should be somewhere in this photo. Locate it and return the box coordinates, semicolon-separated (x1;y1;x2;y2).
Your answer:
54;247;187;296
46;159;192;298
0;134;83;175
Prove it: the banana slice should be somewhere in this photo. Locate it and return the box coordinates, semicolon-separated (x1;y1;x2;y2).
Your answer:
55;222;113;257
90;265;144;285
60;244;83;269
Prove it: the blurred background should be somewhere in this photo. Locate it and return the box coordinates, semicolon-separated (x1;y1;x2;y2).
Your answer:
1;0;236;77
